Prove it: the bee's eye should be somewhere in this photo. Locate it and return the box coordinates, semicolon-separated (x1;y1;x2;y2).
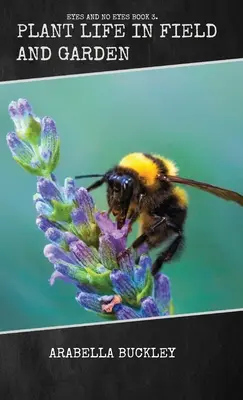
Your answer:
108;174;120;191
108;174;133;194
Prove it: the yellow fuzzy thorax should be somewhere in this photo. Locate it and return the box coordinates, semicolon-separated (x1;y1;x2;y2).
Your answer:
119;152;178;187
172;186;188;207
153;154;178;176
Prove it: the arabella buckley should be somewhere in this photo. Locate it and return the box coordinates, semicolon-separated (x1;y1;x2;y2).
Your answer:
49;347;176;359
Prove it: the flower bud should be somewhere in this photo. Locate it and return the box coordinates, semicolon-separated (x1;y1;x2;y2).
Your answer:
8;99;41;144
40;117;60;172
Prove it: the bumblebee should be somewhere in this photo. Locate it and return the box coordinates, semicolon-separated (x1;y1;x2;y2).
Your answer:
75;152;243;275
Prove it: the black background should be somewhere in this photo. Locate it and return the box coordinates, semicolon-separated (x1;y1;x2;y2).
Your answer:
1;312;243;399
1;0;243;398
0;0;243;81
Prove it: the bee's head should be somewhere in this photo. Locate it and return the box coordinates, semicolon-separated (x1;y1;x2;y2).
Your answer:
107;173;134;228
75;170;134;229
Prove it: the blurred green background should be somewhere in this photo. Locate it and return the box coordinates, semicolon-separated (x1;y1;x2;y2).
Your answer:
1;61;243;331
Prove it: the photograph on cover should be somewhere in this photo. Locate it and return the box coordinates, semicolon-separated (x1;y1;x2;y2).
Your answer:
1;60;243;332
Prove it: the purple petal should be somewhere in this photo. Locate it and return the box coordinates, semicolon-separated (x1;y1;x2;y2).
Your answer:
75;188;95;220
45;228;65;245
40;117;59;158
64;232;79;246
9;99;41;141
100;295;114;303
96;211;130;238
110;269;137;300
95;212;129;253
95;212;116;234
134;254;152;290
96;213;128;254
69;240;99;269
41;116;57;136
8;101;19;119
99;234;118;270
76;291;102;313
8;99;32;128
40;149;52;163
154;273;171;309
112;219;130;240
140;297;160;317
37;177;62;202
63;178;76;203
35;199;53;216
113;304;141;320
54;263;79;279
136;243;149;258
117;249;134;275
71;208;88;226
6;132;34;163
44;244;77;267
36;216;57;232
49;270;77;286
8;100;28;135
17;98;32;117
138;254;152;269
112;236;127;255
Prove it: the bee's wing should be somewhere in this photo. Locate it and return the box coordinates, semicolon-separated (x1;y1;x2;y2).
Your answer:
166;175;243;206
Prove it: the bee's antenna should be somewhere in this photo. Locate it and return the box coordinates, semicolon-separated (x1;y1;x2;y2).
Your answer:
75;174;104;180
74;174;107;192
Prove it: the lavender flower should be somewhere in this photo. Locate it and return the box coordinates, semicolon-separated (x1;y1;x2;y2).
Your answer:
7;99;60;176
8;99;41;143
6;99;174;321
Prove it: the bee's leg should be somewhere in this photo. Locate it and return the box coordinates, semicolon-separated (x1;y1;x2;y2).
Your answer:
130;215;183;269
128;194;146;227
127;211;139;233
131;216;167;263
130;216;167;250
151;232;184;276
